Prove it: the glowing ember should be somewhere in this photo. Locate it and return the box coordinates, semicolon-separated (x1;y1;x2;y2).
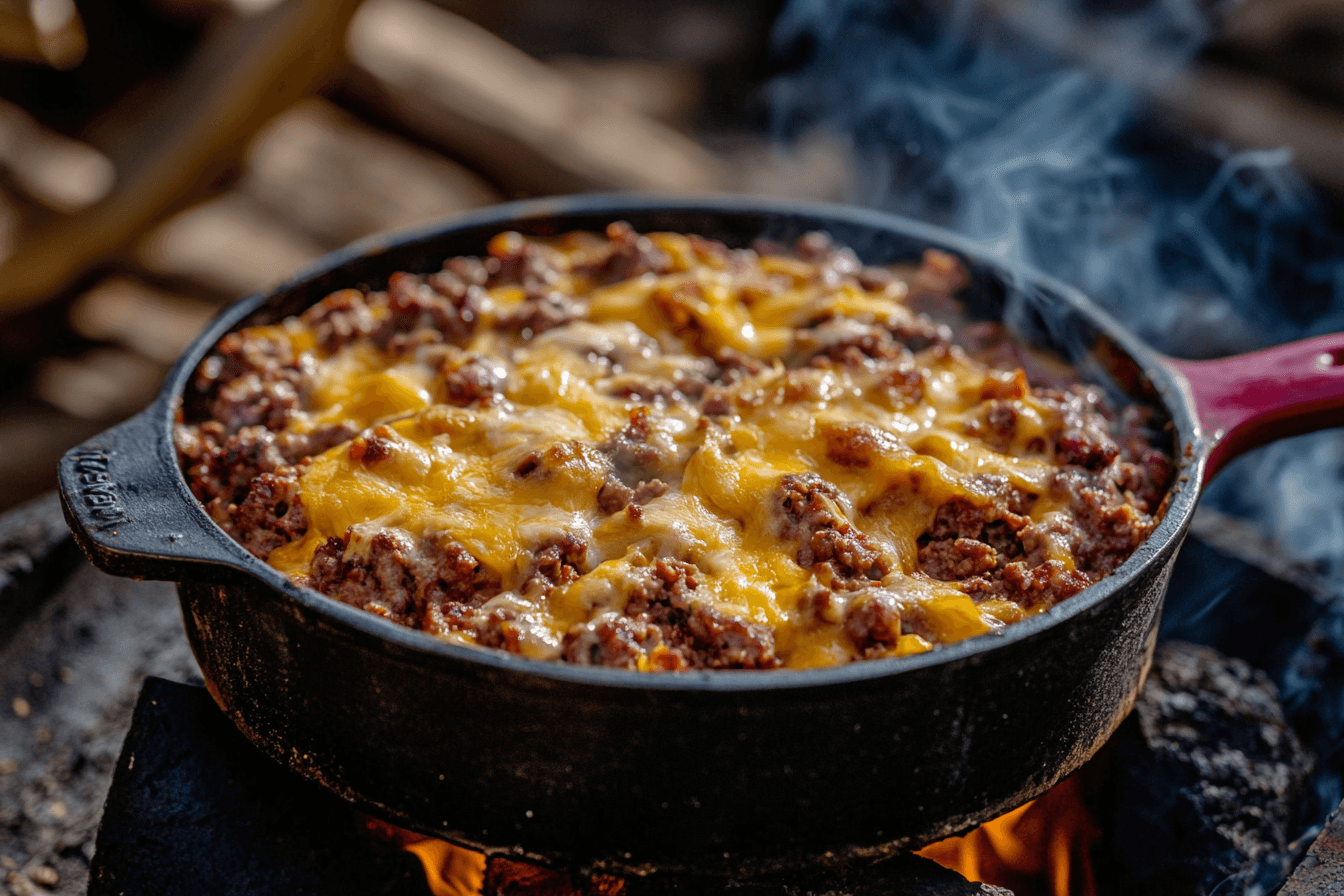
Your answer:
362;815;630;895
918;775;1101;896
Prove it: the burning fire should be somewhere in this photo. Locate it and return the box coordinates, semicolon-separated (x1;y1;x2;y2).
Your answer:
361;816;485;896
917;774;1101;896
403;839;486;896
365;773;1099;895
361;815;627;895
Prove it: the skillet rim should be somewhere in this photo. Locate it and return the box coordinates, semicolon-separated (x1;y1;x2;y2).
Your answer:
150;192;1207;693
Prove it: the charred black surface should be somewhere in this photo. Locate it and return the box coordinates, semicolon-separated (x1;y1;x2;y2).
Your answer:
484;853;1000;895
89;678;431;896
85;683;996;895
176;543;1170;873
1100;642;1315;896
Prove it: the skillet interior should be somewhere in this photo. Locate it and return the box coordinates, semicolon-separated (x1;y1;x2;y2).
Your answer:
73;195;1206;875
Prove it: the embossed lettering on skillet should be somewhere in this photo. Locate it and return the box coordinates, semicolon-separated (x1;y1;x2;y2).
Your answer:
72;451;130;530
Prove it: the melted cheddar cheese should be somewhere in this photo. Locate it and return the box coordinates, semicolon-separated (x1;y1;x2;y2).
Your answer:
179;225;1169;670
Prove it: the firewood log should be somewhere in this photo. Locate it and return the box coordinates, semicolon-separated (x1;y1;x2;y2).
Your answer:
343;0;726;197
240;98;500;250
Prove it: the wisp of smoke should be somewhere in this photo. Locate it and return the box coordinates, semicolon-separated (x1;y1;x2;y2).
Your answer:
768;0;1344;887
768;0;1344;596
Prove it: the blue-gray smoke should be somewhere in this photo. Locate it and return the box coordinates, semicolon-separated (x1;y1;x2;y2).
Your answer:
768;0;1344;889
768;0;1344;619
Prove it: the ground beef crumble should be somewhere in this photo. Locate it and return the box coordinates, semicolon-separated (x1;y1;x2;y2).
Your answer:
305;527;501;633
178;225;1175;670
223;471;308;561
776;473;891;589
560;559;780;670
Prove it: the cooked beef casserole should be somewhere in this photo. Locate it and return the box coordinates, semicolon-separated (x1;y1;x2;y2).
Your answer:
175;223;1173;671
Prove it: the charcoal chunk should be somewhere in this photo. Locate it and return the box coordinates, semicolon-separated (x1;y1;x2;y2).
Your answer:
1103;641;1314;896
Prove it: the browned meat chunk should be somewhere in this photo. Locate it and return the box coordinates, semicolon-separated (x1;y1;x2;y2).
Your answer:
887;316;953;353
375;270;482;349
598;407;668;485
348;426;398;465
1032;386;1123;472
796;319;903;367
210;371;300;433
979;368;1030;401
596;477;668;515
562;559;779;670
844;590;903;657
276;422;360;463
910;248;971;303
776;473;889;588
875;365;925;405
184;326;307;435
419;537;503;631
683;600;780;669
1000;560;1092;609
308;527;499;631
192;330;295;398
521;534;588;597
300;288;379;353
571;221;673;284
224;471;308;559
1057;430;1121;471
1056;469;1156;575
1115;407;1174;513
917;467;1147;610
560;614;659;669
309;528;420;622
440;356;502;407
486;230;565;292
177;424;285;506
917;497;1044;600
496;291;585;336
974;400;1020;453
919;538;999;580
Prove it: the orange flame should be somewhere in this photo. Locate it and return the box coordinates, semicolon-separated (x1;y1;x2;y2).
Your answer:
363;816;627;895
360;817;486;896
404;839;487;896
366;774;1099;896
917;774;1101;896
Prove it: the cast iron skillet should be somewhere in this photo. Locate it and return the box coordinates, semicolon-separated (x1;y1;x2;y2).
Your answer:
57;195;1344;876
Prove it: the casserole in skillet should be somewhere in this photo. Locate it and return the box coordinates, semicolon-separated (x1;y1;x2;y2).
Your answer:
59;196;1344;874
175;222;1172;671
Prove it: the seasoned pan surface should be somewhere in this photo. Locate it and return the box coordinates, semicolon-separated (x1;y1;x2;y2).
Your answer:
58;195;1257;874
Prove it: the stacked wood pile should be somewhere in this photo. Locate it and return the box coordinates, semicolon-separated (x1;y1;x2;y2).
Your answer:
0;0;1340;512
0;0;847;511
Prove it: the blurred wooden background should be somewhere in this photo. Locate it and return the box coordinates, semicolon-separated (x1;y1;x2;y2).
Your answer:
0;0;1341;511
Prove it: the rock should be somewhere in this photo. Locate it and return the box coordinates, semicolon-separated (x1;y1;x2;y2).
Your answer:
1102;641;1314;896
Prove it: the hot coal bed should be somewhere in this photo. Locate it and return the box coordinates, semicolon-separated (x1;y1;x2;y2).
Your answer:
0;478;1341;896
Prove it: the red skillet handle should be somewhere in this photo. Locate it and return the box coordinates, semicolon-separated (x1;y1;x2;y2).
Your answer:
1166;333;1344;484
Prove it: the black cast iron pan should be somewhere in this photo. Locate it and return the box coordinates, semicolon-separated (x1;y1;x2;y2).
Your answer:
57;195;1344;877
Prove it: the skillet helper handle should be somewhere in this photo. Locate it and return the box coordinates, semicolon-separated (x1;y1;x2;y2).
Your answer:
1167;332;1344;484
58;404;239;582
